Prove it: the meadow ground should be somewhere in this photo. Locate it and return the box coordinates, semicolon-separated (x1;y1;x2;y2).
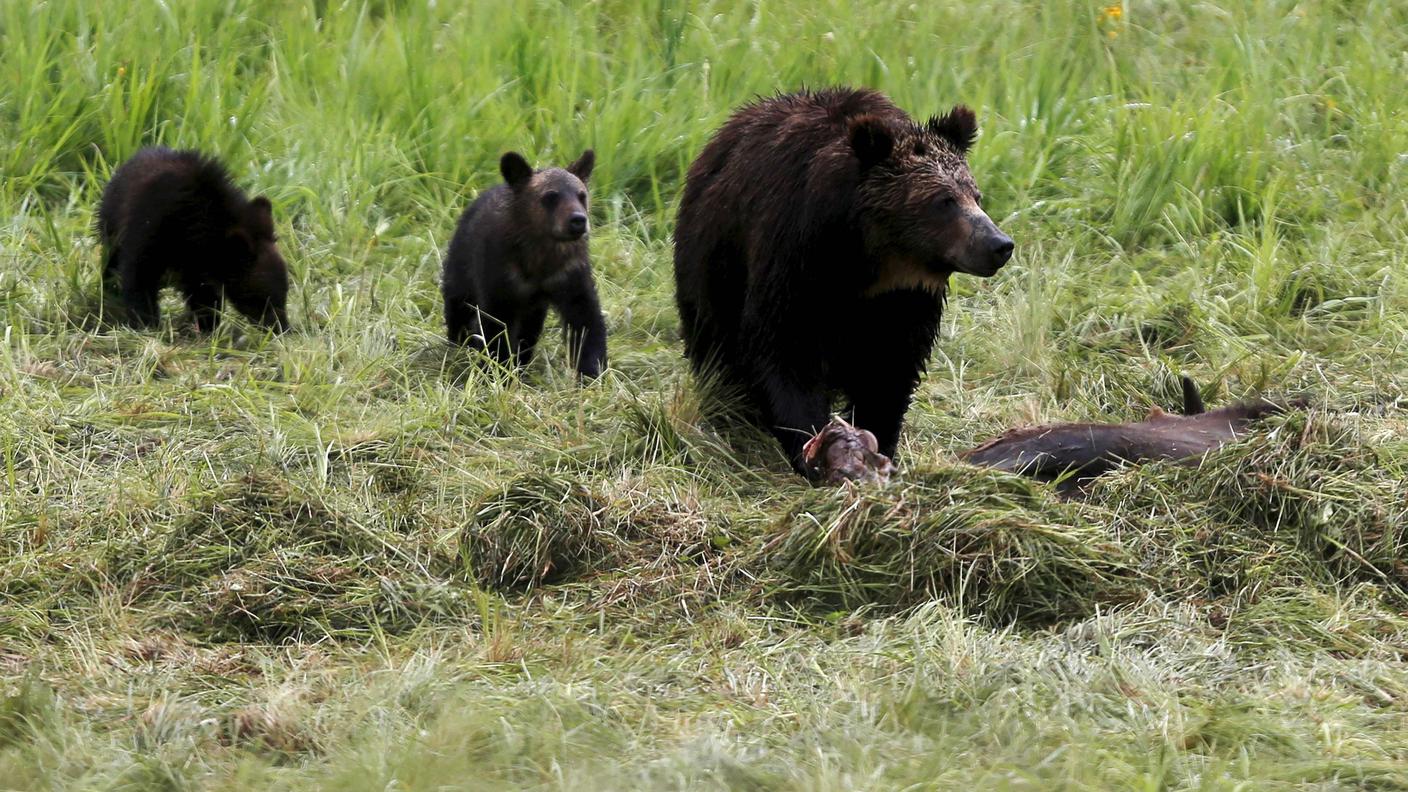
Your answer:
2;0;1407;788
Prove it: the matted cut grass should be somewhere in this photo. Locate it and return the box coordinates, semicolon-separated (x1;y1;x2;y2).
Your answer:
760;467;1135;620
1098;411;1408;598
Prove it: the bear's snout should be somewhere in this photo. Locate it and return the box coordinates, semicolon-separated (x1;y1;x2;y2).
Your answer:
987;231;1014;267
566;212;588;238
956;209;1013;277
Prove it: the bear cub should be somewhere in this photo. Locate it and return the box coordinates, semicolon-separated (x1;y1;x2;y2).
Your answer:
98;147;290;332
442;149;607;379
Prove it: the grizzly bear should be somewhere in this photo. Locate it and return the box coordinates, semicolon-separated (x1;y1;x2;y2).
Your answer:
442;150;607;379
98;147;290;332
673;87;1013;477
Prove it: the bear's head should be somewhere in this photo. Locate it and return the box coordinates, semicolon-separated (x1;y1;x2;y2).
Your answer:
501;149;594;243
226;195;290;331
849;106;1013;292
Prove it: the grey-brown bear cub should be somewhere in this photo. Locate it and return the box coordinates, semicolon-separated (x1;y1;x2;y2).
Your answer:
441;149;607;378
98;147;290;332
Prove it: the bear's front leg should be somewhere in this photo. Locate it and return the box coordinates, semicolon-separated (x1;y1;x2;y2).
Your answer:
510;304;549;369
553;269;608;379
839;291;940;460
846;379;917;461
184;284;224;334
118;263;162;329
755;369;831;479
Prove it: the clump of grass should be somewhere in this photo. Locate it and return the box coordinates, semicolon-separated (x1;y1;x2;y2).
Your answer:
1098;412;1408;599
92;472;468;641
0;677;57;750
223;700;315;756
460;471;621;590
460;469;729;596
187;476;466;641
758;467;1136;621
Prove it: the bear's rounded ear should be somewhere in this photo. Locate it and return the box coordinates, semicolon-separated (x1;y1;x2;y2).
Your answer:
244;196;275;238
567;149;595;182
927;105;978;154
249;195;273;221
500;152;534;189
847;115;894;168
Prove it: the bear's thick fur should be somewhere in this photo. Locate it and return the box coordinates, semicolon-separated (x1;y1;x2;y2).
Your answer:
673;88;1013;476
98;147;290;332
442;150;607;379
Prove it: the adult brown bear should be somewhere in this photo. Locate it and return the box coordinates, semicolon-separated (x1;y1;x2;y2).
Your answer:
673;88;1012;478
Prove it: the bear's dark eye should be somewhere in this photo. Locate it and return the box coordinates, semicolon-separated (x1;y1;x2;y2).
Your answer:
542;191;561;208
577;191;587;204
935;195;957;212
974;193;984;207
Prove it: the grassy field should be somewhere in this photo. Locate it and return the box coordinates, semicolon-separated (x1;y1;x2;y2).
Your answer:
2;0;1407;788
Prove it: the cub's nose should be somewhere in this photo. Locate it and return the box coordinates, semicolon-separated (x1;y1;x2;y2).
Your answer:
567;213;588;237
990;234;1014;266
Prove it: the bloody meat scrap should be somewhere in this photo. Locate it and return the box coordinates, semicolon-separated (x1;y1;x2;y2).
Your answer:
802;417;898;486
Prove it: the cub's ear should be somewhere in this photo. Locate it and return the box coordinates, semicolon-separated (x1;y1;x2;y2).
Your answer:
567;148;595;182
500;152;534;188
927;105;978;154
847;114;894;168
245;196;275;236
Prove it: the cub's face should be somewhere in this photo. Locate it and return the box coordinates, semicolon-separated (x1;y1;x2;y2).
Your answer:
850;106;1014;290
500;149;596;243
228;196;291;331
533;170;591;242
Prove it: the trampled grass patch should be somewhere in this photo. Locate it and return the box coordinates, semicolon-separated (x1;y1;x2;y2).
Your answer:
2;470;471;642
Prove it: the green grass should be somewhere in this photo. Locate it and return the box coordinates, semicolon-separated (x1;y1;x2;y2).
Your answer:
2;0;1407;788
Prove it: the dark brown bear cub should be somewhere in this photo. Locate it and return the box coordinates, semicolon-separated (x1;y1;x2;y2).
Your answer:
673;88;1013;479
442;150;607;378
98;147;290;332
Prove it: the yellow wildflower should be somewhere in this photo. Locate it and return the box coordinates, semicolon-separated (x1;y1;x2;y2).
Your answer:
1098;4;1123;38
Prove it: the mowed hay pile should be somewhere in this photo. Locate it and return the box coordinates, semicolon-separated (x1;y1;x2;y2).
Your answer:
1094;411;1408;597
459;471;621;590
760;411;1408;620
7;411;1399;642
758;467;1136;621
1;472;468;642
174;477;465;640
458;464;734;591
